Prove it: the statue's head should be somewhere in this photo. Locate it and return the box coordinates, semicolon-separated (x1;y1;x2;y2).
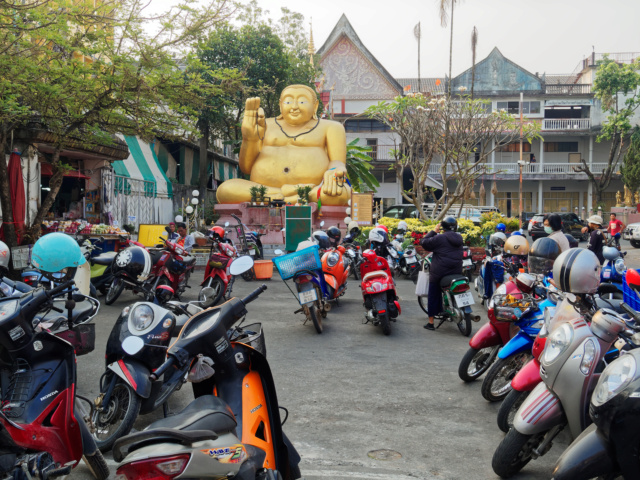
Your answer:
277;84;319;125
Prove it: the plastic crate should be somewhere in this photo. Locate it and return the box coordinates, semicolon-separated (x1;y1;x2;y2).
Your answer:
273;245;321;280
11;245;32;270
623;270;640;311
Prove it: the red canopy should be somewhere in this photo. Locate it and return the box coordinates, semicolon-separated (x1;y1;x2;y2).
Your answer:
4;152;26;244
40;163;90;179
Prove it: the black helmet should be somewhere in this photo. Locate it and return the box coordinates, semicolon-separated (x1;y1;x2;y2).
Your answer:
528;237;561;276
312;231;331;249
112;246;152;282
441;216;457;231
327;226;341;246
565;234;579;249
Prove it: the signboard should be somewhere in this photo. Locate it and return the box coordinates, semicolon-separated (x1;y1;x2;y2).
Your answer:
351;193;374;226
285;206;312;252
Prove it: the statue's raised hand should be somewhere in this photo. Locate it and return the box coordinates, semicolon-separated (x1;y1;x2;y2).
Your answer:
241;97;266;142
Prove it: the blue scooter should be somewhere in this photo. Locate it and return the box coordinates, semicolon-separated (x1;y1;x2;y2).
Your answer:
480;291;556;402
600;246;626;298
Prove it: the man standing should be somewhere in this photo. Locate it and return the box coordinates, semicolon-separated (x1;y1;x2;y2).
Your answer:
607;213;625;249
175;222;195;253
581;215;605;264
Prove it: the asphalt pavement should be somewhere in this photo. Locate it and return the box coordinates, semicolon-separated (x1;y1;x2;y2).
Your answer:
69;239;640;480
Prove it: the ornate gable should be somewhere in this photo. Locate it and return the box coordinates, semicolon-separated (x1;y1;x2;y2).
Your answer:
318;15;401;100
452;47;542;94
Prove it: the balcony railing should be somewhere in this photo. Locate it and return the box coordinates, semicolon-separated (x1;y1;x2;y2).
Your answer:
545;84;591;95
543;118;591;130
426;162;610;175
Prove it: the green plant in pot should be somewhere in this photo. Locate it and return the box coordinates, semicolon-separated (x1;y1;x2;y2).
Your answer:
257;185;268;205
249;185;260;205
296;185;312;205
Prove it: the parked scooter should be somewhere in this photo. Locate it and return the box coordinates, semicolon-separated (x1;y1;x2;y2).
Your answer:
322;226;351;299
462;245;475;283
359;231;400;335
600;245;626;298
80;238;116;295
0;281;108;479
111;284;301;480
491;248;621;478
552;289;640;480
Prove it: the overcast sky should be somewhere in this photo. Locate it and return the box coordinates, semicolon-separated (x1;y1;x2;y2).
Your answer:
153;0;640;78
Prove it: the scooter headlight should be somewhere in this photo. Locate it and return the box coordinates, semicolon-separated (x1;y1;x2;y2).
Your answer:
131;304;154;331
0;283;12;297
541;322;573;365
326;252;340;267
614;257;626;275
592;354;637;407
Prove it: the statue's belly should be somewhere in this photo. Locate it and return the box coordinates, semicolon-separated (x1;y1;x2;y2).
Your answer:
251;146;329;187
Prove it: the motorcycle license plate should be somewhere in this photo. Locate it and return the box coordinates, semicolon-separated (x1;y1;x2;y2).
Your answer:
463;259;472;266
298;289;317;305
455;291;475;307
603;270;611;279
406;256;417;264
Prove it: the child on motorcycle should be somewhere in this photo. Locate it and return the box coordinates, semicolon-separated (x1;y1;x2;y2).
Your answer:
420;217;463;331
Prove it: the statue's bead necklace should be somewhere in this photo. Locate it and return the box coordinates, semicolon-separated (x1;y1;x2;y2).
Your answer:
274;118;320;141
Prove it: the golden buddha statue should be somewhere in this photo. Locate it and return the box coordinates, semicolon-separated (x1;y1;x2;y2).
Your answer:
216;84;350;205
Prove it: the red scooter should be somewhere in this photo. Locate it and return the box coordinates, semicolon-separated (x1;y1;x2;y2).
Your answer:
201;236;254;306
150;237;196;300
359;249;400;335
457;278;524;382
321;244;351;300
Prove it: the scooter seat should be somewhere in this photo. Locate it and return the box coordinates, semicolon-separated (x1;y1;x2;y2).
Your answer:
440;274;468;288
146;395;237;434
181;255;196;266
362;270;388;282
148;249;165;265
91;252;117;265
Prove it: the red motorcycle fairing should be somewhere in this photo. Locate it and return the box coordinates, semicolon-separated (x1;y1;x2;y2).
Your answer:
201;267;229;286
511;358;542;392
469;321;511;349
2;385;83;466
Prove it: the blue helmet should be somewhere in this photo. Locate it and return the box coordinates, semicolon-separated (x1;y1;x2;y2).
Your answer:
496;223;506;232
32;232;86;273
511;231;523;236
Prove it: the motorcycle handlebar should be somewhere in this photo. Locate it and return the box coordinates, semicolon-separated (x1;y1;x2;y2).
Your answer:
150;356;175;381
620;302;640;326
47;280;75;298
241;284;267;306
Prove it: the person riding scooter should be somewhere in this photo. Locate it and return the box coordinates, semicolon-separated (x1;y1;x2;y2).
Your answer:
481;232;507;303
343;221;361;244
420;216;463;331
327;226;342;248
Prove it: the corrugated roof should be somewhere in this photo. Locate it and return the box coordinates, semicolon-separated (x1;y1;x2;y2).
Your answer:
395;77;446;95
545;74;579;84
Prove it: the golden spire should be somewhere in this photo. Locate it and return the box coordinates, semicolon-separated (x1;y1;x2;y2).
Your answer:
308;18;315;66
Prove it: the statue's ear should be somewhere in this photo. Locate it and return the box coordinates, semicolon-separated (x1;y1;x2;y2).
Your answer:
312;99;319;120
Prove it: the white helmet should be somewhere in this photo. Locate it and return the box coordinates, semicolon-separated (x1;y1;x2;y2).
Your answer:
397;221;408;233
0;241;9;270
552;248;601;294
369;228;385;244
348;220;359;233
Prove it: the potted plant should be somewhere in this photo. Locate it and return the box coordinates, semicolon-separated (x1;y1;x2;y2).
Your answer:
296;185;312;205
257;185;268;205
249;186;259;206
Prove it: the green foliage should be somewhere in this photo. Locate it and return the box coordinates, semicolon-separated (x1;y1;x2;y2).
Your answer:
249;185;260;201
295;185;312;204
256;185;268;200
197;5;320;151
621;127;640;192
345;138;380;193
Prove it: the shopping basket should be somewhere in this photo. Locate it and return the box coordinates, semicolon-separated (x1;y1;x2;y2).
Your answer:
273;245;322;280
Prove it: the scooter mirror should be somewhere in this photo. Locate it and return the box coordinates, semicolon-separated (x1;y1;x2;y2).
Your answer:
122;337;144;356
229;255;254;276
224;222;230;227
274;249;283;256
320;221;325;227
199;286;216;307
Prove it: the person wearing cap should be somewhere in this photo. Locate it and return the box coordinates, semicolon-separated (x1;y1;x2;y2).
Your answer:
167;222;179;241
582;215;605;264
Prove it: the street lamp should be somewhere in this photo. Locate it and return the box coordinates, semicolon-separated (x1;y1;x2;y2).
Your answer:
518;92;528;229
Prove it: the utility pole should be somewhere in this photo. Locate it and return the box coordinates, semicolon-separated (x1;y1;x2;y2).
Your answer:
518;91;525;229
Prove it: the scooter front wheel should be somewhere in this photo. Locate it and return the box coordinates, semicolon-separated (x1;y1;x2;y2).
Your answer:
481;352;533;402
492;428;545;478
202;276;225;306
105;278;125;305
497;389;531;433
458;345;499;382
91;380;141;452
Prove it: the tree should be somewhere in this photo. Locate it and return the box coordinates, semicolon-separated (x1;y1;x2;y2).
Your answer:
0;0;236;245
621;126;640;193
345;139;380;193
365;94;541;221
575;56;640;203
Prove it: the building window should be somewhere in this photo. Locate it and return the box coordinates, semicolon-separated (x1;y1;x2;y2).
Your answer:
496;101;540;114
497;142;531;152
344;119;391;132
544;142;579;152
385;168;397;183
373;170;384;183
366;138;378;160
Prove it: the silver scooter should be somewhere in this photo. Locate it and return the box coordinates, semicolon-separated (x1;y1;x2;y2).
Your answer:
492;298;629;478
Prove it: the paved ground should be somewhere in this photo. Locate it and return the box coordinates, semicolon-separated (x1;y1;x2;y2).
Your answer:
68;239;640;480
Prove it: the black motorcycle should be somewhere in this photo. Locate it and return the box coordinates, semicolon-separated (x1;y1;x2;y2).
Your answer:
90;286;217;452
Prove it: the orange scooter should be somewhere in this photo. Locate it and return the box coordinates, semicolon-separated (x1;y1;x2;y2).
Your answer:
321;227;352;300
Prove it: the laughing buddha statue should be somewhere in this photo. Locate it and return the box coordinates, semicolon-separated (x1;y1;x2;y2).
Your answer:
215;84;351;206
